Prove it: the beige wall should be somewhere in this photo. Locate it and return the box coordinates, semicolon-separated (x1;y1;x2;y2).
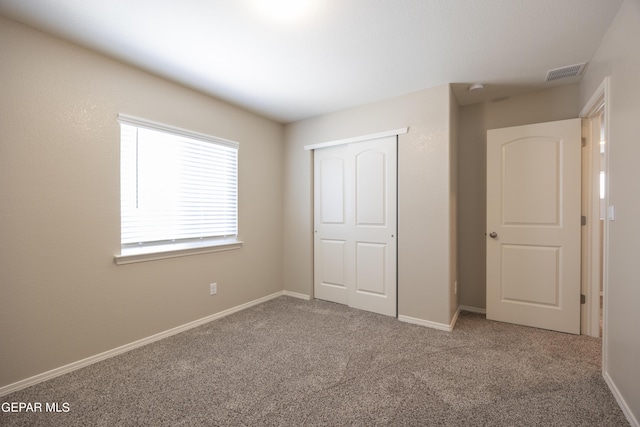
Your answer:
456;84;580;309
283;85;457;326
579;0;640;422
0;17;284;388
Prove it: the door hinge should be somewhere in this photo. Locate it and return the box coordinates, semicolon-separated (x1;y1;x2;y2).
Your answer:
581;137;587;147
581;215;587;226
581;294;586;304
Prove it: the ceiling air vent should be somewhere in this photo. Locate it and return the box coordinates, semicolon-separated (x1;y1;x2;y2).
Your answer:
545;62;587;82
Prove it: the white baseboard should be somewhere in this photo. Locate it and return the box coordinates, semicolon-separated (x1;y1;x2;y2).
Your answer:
398;313;457;332
604;371;639;427
459;305;487;314
282;290;311;300
0;291;286;397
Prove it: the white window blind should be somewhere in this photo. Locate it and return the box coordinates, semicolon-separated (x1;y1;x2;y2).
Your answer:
119;115;238;250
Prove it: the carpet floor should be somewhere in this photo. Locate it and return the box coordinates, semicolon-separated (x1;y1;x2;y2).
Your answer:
0;296;629;426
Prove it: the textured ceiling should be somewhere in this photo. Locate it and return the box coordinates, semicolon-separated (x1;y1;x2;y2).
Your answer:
0;0;623;123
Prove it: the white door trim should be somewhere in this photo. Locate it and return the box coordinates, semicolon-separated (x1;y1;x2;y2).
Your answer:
580;77;610;344
580;78;610;118
304;127;408;151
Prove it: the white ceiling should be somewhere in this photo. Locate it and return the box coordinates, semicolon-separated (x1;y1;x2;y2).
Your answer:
0;0;623;123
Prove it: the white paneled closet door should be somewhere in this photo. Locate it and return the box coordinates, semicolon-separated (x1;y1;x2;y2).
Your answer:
314;136;397;317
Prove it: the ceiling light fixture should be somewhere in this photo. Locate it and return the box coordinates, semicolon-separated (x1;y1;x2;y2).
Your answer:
253;0;315;23
468;83;484;92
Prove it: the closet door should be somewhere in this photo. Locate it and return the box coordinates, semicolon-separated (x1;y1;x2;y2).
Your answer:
314;144;349;306
314;136;397;317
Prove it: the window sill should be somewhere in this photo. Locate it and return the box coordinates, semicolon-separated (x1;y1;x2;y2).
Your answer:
114;239;243;265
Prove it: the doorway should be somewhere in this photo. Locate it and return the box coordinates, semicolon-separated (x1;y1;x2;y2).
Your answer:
580;78;609;338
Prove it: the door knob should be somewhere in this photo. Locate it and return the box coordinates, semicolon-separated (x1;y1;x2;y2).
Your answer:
489;232;498;239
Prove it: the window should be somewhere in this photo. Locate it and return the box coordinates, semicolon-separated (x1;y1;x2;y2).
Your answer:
115;114;241;264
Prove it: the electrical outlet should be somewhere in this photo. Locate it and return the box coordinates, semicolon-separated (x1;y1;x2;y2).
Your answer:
454;281;458;294
209;283;217;295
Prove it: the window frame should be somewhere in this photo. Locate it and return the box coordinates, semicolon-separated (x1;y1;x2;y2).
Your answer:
114;114;242;265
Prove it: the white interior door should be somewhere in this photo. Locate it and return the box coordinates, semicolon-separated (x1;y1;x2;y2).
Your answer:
486;119;581;334
314;136;397;317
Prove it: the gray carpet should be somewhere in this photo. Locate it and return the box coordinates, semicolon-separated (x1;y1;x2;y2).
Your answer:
0;296;629;426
